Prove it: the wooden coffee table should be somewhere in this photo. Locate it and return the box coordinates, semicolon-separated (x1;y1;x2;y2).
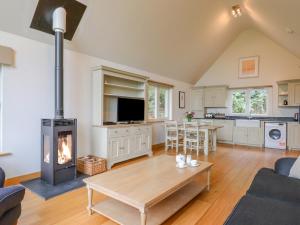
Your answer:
83;155;213;225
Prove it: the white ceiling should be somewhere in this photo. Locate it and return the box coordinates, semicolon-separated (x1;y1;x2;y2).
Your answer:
0;0;299;84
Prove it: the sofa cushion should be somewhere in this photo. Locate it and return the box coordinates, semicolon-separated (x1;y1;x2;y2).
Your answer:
247;168;300;205
224;195;300;225
275;157;297;176
0;186;25;218
289;156;300;179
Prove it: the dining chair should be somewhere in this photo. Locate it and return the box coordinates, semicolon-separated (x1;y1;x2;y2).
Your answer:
183;121;203;156
164;121;183;153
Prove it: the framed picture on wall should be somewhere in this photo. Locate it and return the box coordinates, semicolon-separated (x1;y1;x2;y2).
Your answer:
179;91;185;108
239;56;259;78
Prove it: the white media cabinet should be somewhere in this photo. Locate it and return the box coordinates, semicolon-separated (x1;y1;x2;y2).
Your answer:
91;66;152;168
92;124;152;169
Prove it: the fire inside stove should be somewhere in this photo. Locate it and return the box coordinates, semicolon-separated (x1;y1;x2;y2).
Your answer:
57;131;72;164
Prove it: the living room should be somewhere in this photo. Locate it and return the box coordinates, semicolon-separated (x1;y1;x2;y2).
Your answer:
0;1;300;225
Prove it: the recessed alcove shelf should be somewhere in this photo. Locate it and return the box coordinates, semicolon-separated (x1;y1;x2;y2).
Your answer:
277;79;300;107
92;66;149;126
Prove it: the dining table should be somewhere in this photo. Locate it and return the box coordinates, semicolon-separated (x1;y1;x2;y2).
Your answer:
178;124;224;155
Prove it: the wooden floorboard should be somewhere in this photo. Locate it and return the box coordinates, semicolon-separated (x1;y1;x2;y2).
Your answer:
18;144;299;225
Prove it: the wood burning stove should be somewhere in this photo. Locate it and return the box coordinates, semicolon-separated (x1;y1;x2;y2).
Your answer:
30;0;86;185
41;119;77;185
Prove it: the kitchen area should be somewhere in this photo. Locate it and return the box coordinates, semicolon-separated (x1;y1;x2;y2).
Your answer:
191;80;300;150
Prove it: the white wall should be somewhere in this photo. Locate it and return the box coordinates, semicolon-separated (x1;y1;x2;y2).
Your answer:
0;31;191;178
196;29;300;117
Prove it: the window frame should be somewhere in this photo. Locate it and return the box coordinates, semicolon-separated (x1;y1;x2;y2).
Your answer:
230;88;269;116
147;83;172;121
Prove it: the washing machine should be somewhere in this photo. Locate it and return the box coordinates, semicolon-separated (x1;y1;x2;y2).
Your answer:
264;122;287;150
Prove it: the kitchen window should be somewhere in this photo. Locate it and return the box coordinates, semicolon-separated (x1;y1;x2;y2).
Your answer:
148;81;172;120
231;88;268;116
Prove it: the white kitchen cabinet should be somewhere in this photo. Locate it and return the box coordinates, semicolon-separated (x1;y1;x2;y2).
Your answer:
204;86;228;108
213;120;234;143
191;88;205;118
288;83;300;106
233;126;263;147
233;127;248;145
191;88;204;110
247;127;263;146
92;125;152;169
288;123;300;150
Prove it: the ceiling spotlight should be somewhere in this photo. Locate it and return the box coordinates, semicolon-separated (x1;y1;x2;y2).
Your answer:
232;5;242;18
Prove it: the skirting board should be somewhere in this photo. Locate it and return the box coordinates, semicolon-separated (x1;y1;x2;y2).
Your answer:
5;172;40;186
5;143;165;186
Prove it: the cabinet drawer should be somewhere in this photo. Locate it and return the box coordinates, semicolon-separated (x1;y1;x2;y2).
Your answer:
108;128;131;137
132;126;151;134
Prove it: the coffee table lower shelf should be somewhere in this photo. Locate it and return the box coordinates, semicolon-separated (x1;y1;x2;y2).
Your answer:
91;181;206;225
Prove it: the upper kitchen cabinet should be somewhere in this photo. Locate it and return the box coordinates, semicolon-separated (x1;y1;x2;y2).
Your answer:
204;86;228;108
278;80;300;107
191;87;205;118
191;88;204;110
288;83;300;106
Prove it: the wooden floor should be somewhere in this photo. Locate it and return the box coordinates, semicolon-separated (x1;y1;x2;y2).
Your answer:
18;144;299;225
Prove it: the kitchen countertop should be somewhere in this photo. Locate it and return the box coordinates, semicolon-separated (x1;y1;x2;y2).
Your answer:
194;116;299;123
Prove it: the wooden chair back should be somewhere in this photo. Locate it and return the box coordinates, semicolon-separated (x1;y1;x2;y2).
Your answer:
165;121;179;139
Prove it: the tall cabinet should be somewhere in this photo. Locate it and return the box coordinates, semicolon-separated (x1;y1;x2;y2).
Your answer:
92;66;152;169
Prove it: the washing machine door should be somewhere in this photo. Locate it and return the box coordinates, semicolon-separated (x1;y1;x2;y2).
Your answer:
269;129;281;140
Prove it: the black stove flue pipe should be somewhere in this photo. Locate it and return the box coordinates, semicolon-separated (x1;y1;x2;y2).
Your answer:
52;7;67;119
30;1;87;119
55;30;64;119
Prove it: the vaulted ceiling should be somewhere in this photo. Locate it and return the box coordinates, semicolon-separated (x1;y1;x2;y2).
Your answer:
0;0;299;84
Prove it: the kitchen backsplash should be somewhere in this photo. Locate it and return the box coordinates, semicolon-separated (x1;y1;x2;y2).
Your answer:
206;107;298;118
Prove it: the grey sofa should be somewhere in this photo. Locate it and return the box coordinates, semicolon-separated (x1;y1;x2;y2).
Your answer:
0;167;25;225
224;157;300;225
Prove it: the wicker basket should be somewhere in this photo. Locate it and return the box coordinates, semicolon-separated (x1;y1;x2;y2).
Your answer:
77;155;106;176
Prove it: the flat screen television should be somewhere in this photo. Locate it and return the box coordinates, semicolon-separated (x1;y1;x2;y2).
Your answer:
117;98;145;122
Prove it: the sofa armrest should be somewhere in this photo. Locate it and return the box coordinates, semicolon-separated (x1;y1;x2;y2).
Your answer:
0;204;21;225
275;158;297;176
247;168;300;204
0;185;25;218
0;167;5;188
